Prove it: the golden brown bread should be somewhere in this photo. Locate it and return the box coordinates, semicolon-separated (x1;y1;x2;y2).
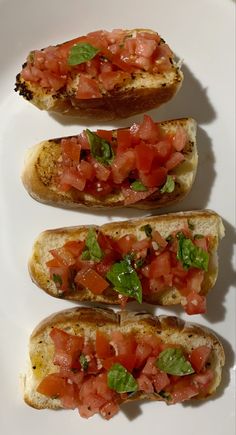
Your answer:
23;307;225;412
22;117;197;210
28;210;224;307
15;29;183;120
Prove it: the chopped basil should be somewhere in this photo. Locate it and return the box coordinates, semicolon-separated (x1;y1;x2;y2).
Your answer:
79;353;88;371
52;274;62;286
160;175;175;193
177;232;209;271
140;224;152;237
156;348;194;376
107;363;138;393
86;129;114;165
131;180;148;192
106;256;142;303
187;220;195;230
82;228;103;262
68;42;100;65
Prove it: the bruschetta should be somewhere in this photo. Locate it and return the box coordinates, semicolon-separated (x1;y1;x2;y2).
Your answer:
15;29;183;120
23;307;225;419
22;115;197;210
28;210;224;315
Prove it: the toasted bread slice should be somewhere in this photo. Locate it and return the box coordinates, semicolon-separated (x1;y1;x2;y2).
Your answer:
28;210;224;309
23;307;225;415
22;118;197;210
15;29;183;120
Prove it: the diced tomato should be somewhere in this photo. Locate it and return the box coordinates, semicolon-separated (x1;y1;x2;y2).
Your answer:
135;142;156;173
152;372;170;393
50;328;84;368
99;71;130;91
76;75;102;99
77;131;90;150
149;251;171;279
116;129;132;154
152;230;168;249
37;373;67;397
154;139;173;164
110;331;136;371
131;238;151;254
139;166;167;188
85;180;114;196
194;237;208;251
186;269;204;293
78;160;95;180
95;255;116;276
50;247;76;266
100;400;119;420
165;152;185;171
137;374;154;393
169;377;199;403
96;129;113;142
116;233;137;254
139;335;162;356
91;159;111;181
189;346;211;373
59;167;86;191
96;331;113;359
47;265;71;291
75;268;109;294
122;185;157;205
135;342;153;368
138;115;160;143
183;291;206;315
85;57;100;77
172;126;187;151
61;139;81;166
142;356;159;376
63;240;85;257
135;35;157;58
192;369;214;391
111;149;136;183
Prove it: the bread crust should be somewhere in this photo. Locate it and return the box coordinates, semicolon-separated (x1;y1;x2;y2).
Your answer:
15;29;183;120
28;210;225;306
23;307;225;410
22;118;197;210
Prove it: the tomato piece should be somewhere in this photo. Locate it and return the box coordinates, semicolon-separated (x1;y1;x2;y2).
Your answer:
172;126;187;151
189;346;211;373
154;139;173;164
59;167;86;191
91;159;111;181
142;356;159;376
152;372;170;393
192;369;214;392
85;180;114;196
111;149;136;183
100;401;119;420
116;233;137;254
37;373;67;397
169;377;199;403
110;331;136;371
139;167;167;188
194;237;208;251
152;230;168;249
77;131;90;150
48;265;71;291
76;75;102;99
99;70;130;91
135;142;156;172
121;185;157;205
138;115;160;143
131;238;151;253
78;160;96;180
61;139;81;166
149;251;171;279
96;129;113;142
183;291;206;315
50;328;84;368
85;57;100;77
137;374;154;393
50;247;76;266
165;152;185;171
63;240;85;258
96;331;113;359
75;268;109;294
135;35;157;57
116;129;132;154
186;269;204;293
135;342;153;368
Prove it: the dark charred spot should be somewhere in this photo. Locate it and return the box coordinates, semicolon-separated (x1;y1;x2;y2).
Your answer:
14;75;33;101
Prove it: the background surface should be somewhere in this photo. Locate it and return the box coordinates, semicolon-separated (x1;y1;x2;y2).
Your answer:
0;1;235;434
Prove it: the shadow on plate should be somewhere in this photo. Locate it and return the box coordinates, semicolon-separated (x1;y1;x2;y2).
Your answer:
48;63;216;128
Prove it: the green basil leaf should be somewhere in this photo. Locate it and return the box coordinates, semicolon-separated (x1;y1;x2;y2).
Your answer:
107;363;138;393
156;348;194;376
131;180;148;192
177;232;209;271
68;42;100;66
160;175;175;193
106;257;142;303
187;220;195;230
52;274;62;286
83;228;103;262
79;353;89;371
86;129;114;165
140;224;152;237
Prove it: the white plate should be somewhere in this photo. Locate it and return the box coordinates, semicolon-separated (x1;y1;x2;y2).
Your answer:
0;0;235;434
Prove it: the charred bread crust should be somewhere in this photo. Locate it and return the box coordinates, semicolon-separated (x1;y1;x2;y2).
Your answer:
22;118;197;210
15;29;183;120
23;307;225;409
28;210;225;306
